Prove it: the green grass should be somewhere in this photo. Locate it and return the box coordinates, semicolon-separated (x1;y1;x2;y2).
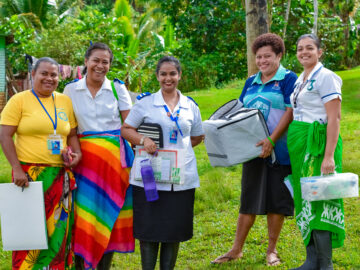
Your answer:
1;68;360;269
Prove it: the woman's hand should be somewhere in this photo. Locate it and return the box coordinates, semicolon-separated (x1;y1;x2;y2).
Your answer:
321;156;335;175
64;152;82;168
144;137;157;154
66;128;82;168
256;138;274;158
191;135;204;147
13;166;29;188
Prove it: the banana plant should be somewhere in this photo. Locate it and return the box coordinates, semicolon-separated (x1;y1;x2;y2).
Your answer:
113;0;175;91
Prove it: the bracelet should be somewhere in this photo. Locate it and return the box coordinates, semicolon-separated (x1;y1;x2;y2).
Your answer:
267;136;275;147
139;136;146;145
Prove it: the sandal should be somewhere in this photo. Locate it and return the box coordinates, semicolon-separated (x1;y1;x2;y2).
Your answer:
266;251;281;266
211;253;243;264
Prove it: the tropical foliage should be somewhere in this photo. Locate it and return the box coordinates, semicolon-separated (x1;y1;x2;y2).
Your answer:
0;0;360;92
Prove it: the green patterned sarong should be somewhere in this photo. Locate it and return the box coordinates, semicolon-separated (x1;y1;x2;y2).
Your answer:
287;120;345;248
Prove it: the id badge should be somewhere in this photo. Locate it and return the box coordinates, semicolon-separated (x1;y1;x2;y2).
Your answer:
169;129;178;144
47;134;63;155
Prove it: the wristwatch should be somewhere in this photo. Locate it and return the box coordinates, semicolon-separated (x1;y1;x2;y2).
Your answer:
139;136;146;145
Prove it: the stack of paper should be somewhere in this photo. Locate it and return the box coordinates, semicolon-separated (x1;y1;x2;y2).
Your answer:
0;182;48;251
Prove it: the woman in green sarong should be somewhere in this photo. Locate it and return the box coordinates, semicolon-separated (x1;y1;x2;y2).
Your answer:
288;34;344;270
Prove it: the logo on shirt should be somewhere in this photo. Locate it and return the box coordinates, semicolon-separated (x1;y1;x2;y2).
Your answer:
307;80;316;91
272;81;281;90
57;108;68;121
246;96;271;121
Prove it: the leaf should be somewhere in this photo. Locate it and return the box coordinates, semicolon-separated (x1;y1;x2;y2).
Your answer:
152;31;165;49
127;38;139;59
115;16;135;46
137;17;153;41
164;18;174;50
114;0;131;19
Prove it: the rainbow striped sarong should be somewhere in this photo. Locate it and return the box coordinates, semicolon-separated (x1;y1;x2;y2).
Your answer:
72;130;134;269
12;164;76;270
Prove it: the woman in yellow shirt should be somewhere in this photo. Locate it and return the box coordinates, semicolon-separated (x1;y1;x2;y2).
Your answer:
0;57;81;269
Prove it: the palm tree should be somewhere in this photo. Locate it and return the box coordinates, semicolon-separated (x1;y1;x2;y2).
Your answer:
0;0;83;30
0;0;50;29
113;0;172;91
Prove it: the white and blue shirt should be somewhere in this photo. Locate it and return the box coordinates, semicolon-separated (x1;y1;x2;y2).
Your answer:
239;65;297;165
290;62;342;124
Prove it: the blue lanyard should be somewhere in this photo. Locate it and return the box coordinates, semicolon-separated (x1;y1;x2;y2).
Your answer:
32;89;57;134
163;105;183;137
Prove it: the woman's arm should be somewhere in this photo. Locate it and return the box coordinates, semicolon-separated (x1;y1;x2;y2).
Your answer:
66;128;82;168
0;125;28;187
121;123;157;154
256;107;293;158
120;110;130;122
191;135;204;147
321;99;341;174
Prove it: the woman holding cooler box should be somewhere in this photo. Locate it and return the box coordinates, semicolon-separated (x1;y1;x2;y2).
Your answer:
212;33;297;267
121;55;204;270
288;34;344;270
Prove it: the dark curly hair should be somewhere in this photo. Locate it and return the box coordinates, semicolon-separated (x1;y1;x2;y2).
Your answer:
251;33;285;56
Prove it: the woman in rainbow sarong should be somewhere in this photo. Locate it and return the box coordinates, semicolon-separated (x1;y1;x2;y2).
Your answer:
64;42;134;270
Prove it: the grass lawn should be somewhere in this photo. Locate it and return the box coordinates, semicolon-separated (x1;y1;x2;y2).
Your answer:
0;68;359;269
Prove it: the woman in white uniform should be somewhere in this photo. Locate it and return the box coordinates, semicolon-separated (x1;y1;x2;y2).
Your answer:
121;56;204;270
64;43;134;270
288;34;344;270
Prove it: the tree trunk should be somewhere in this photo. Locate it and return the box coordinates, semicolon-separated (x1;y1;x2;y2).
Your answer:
245;0;269;77
313;0;318;35
268;0;273;30
283;0;291;39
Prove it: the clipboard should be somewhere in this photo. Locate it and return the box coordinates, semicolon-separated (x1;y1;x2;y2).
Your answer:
0;182;48;251
133;147;186;184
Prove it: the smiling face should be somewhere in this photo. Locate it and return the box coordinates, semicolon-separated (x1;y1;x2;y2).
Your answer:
156;62;181;93
85;49;111;83
255;45;282;78
296;37;322;70
32;62;59;97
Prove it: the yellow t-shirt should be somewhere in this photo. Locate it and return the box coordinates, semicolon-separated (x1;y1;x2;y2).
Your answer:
0;90;77;165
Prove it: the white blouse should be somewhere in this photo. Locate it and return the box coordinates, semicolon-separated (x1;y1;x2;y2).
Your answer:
64;77;132;133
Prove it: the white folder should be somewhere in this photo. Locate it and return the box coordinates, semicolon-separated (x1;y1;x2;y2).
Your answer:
0;182;48;251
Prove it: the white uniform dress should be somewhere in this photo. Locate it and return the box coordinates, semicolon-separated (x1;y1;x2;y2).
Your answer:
125;89;204;191
63;76;132;133
125;89;204;242
290;62;342;123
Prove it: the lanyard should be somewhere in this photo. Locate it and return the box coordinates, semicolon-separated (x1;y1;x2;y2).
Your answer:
293;65;323;108
163;105;183;137
32;89;58;134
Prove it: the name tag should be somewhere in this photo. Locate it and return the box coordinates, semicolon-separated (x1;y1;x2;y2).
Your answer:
47;134;63;155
